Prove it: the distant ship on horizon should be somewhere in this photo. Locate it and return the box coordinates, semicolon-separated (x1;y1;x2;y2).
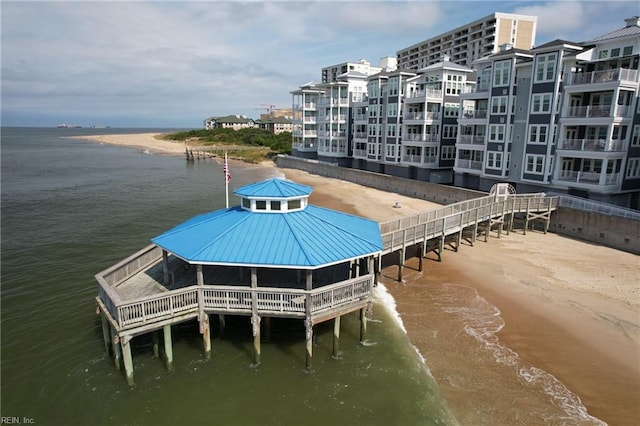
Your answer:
56;123;82;128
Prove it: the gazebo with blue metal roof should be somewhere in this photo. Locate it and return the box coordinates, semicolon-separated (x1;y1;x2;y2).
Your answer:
96;178;382;384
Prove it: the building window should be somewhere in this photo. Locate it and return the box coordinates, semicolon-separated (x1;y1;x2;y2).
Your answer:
288;199;301;210
444;103;459;117
598;50;608;59
445;74;463;95
270;200;282;211
525;154;545;174
611;48;620;57
491;96;508;114
623;46;633;56
531;93;552;113
386;144;396;157
441;146;456;160
489;124;505;142
528;125;548;144
388;77;399;96
535;53;556;82
493;60;511;87
486;152;503;169
627;158;640;178
387;103;397;117
443;125;458;139
387;124;397;137
369;81;379;97
256;200;267;210
632;125;640;146
242;198;251;209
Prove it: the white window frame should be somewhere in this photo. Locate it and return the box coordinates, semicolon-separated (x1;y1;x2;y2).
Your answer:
491;96;508;114
443;125;458;139
443;103;459;117
493;60;511;87
387;103;397;117
535;53;557;83
489;124;505;142
531;93;552;114
441;146;456;160
528;125;548;144
631;125;640;146
387;124;397;137
486;151;503;169
626;158;640;178
525;154;545;174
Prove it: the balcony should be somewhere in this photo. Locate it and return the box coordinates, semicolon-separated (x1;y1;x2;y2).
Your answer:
556;171;620;186
562;104;633;119
404;111;441;121
318;97;350;107
558;138;625;152
455;159;483;170
457;135;486;145
405;89;443;101
460;109;488;119
353;114;367;121
353;131;367;139
565;68;639;86
403;133;440;143
461;84;490;95
402;155;438;166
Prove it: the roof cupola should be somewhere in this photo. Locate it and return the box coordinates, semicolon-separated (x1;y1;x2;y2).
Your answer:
234;178;312;213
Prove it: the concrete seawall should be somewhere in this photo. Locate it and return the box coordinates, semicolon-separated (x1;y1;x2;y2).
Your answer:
276;155;640;255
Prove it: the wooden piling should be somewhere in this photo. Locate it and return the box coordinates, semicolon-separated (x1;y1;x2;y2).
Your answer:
359;307;367;343
202;315;211;360
332;316;341;358
111;328;121;370
122;336;134;387
101;313;111;356
152;331;160;358
397;248;404;282
305;319;313;369
251;315;261;366
163;325;173;371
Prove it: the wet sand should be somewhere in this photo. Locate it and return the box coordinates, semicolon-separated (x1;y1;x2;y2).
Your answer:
78;133;640;425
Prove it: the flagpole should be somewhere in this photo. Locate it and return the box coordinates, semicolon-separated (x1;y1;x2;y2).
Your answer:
224;152;229;208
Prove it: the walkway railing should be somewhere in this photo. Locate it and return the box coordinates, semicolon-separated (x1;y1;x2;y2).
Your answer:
379;194;558;254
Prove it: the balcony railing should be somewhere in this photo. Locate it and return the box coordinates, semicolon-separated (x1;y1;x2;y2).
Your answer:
563;104;633;118
405;89;442;100
461;109;488;119
403;133;440;143
558;138;625;152
404;111;441;120
461;84;490;94
565;68;639;86
402;155;438;165
457;135;486;145
557;171;620;185
455;159;483;170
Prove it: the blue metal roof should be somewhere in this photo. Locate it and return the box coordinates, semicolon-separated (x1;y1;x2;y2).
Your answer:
234;178;312;198
151;191;382;268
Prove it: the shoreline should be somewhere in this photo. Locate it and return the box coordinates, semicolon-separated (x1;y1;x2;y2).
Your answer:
78;132;640;424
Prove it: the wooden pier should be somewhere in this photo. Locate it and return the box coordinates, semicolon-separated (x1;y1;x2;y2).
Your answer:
379;190;558;281
95;183;558;386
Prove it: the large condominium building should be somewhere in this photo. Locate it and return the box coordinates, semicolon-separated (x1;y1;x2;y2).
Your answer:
397;12;537;69
455;16;640;207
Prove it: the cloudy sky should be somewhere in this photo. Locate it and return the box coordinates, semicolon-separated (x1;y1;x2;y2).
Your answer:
1;1;637;128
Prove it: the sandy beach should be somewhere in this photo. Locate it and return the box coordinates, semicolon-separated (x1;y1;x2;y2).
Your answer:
80;133;639;425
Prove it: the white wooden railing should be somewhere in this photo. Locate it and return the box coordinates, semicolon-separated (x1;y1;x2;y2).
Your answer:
98;271;373;331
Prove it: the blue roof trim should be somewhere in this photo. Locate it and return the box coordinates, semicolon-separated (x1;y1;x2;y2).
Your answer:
234;178;313;198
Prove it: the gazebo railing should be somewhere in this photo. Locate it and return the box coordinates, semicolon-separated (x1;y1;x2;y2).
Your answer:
98;274;374;331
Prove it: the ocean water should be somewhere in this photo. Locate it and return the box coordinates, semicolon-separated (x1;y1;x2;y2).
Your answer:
0;128;456;425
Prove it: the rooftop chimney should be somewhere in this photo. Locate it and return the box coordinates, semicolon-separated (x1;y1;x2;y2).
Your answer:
624;16;640;27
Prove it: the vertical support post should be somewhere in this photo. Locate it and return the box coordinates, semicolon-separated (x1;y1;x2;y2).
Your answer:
251;267;260;366
202;315;211;360
544;200;552;234
162;250;169;285
332;316;341;358
397;248;404;282
524;198;531;235
305;270;313;369
122;336;134;387
486;203;494;242
472;207;479;244
417;243;424;272
152;331;160;358
438;234;444;261
218;314;226;337
111;328;121;370
264;317;271;342
100;313;111;356
163;325;173;371
251;315;261;366
359;307;367;343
